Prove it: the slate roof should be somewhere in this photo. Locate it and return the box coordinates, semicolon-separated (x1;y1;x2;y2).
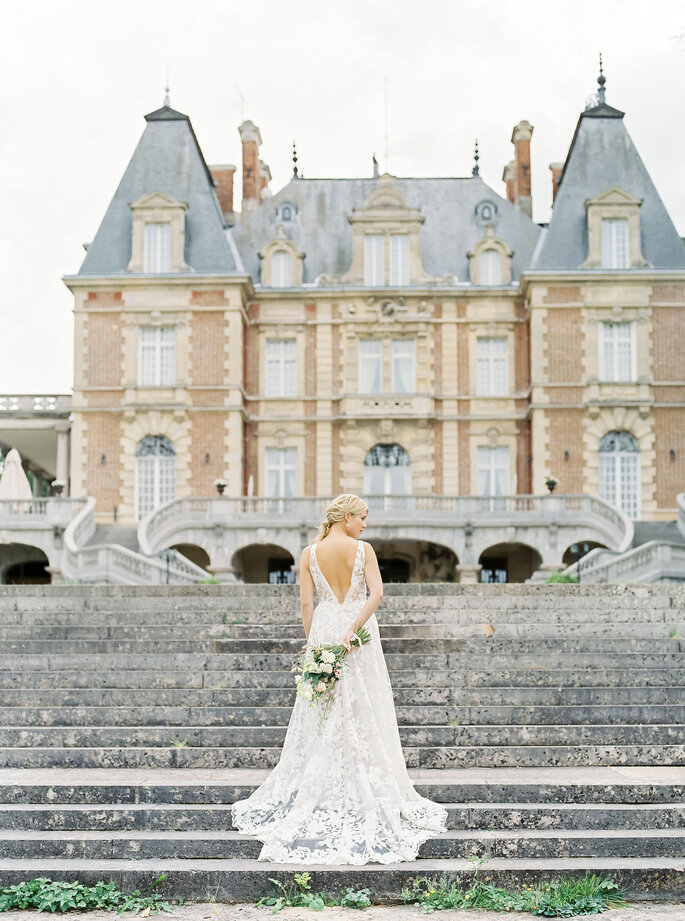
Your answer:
534;97;685;270
232;176;541;285
78;105;238;275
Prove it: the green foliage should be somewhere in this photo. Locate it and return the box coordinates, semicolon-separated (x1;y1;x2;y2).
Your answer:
545;571;578;583
400;867;627;916
256;873;370;913
200;578;221;584
0;876;172;914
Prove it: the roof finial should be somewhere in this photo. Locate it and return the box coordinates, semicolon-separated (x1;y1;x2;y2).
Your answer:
597;52;606;104
164;84;170;108
372;153;379;178
472;139;480;177
292;140;299;179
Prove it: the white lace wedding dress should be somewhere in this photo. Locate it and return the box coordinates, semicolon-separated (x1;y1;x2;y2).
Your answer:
231;539;448;864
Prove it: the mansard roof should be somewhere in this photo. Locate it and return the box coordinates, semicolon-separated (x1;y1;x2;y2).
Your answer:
78;105;238;275
534;100;685;270
232;176;541;285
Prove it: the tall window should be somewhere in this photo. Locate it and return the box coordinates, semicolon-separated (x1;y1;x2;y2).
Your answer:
477;446;509;496
358;340;382;393
389;235;409;285
144;223;171;273
364;235;384;286
599;321;635;382
364;443;411;495
481;249;502;285
598;431;640;519
271;250;292;287
139;327;176;386
476;338;508;395
265;448;297;498
392;340;415;393
135;435;175;520
601;219;628;269
265;340;297;396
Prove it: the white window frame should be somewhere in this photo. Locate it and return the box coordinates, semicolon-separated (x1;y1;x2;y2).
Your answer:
265;339;297;397
364;235;384;286
391;339;415;394
135;436;176;521
480;249;502;285
476;337;508;396
389;235;409;286
598;432;640;519
477;446;510;497
363;444;411;497
265;447;297;498
271;250;292;288
601;219;628;269
358;340;383;393
138;327;176;387
144;223;171;273
598;321;636;382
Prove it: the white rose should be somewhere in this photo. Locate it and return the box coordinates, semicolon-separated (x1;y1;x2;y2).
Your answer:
319;662;333;674
321;650;336;663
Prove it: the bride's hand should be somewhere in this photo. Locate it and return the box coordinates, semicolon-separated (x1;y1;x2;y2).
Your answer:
342;628;357;651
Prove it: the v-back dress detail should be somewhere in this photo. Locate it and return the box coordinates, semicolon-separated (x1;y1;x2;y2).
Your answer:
231;539;448;864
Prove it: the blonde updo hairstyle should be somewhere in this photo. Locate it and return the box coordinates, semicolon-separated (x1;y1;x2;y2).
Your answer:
316;494;368;542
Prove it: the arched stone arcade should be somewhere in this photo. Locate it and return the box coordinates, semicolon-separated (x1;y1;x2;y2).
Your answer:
0;543;50;584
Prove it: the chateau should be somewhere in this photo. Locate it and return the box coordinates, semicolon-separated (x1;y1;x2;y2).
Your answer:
1;70;684;584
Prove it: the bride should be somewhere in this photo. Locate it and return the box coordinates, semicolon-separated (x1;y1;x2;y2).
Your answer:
231;494;448;864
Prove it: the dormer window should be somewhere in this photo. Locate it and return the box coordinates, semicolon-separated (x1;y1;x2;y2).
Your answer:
480;249;502;285
364;235;384;285
281;205;293;221
389;235;409;285
601;219;628;268
127;191;189;273
272;250;292;287
144;223;171;273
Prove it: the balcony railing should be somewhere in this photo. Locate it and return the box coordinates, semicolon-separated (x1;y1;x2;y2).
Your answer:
0;498;87;528
0;394;71;415
565;541;685;584
139;493;634;556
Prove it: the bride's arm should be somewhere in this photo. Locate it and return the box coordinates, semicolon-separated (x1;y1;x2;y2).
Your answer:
300;546;314;639
342;542;383;649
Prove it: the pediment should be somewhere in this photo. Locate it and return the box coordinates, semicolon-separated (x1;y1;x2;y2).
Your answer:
130;190;188;211
585;186;643;209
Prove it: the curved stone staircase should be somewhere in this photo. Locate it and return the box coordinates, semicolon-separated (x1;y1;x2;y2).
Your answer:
0;583;683;902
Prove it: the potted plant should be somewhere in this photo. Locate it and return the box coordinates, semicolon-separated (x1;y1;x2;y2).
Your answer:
213;478;227;496
545;475;558;494
51;479;66;497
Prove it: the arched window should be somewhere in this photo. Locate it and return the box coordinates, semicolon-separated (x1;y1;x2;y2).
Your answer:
135;435;176;520
363;444;411;495
480;249;502;285
271;250;292;287
598;431;640;519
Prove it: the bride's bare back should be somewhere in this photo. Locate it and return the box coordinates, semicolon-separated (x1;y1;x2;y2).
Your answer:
312;535;360;605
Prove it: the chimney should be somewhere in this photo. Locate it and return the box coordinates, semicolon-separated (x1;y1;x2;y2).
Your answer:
502;161;516;205
257;159;272;200
239;120;262;208
511;120;533;217
210;164;236;216
549;162;563;204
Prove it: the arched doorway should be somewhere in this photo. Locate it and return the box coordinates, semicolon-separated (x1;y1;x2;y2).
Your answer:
598;431;640;519
232;544;295;584
562;541;606;567
0;543;50;584
171;543;210;571
479;542;542;583
366;539;458;583
135;435;176;520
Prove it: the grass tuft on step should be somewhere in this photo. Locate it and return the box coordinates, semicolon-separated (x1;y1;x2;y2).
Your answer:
0;876;173;914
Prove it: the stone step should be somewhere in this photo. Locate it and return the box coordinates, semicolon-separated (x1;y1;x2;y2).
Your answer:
1;652;682;671
2;635;680;655
1;704;682;727
0;857;682;901
1;744;682;769
1;685;681;707
2;666;681;690
1;801;681;832
0;722;680;748
2;827;683;859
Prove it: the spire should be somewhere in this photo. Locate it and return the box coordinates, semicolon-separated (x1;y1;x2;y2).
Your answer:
472;139;480;177
292;140;299;179
597;53;606;105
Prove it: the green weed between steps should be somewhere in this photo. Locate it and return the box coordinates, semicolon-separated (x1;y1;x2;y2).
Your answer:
257;872;371;912
401;866;628;917
0;876;173;914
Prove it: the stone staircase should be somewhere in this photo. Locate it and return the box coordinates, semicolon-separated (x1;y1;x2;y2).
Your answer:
0;583;683;902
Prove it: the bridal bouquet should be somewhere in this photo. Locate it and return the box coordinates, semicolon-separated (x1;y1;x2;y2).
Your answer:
293;624;371;728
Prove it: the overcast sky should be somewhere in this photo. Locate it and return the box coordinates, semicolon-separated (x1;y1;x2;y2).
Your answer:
1;0;684;393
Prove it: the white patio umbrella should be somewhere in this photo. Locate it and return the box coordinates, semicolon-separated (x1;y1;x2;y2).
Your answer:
0;448;33;499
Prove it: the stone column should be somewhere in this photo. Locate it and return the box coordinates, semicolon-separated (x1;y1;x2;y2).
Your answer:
456;564;482;584
55;422;70;495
